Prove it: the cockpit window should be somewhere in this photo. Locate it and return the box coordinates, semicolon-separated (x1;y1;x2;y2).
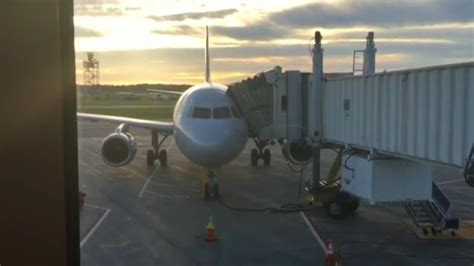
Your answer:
192;107;211;119
213;107;232;119
231;106;242;118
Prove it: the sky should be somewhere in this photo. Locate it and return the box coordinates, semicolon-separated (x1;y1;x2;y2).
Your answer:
74;0;474;85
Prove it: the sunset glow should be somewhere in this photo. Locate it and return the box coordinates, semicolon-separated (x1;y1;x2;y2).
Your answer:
74;0;474;85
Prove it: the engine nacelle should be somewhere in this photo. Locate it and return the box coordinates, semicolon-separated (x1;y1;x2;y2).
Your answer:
101;129;137;167
281;139;313;164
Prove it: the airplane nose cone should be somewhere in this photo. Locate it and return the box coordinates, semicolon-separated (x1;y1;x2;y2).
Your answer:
194;123;244;166
175;120;247;168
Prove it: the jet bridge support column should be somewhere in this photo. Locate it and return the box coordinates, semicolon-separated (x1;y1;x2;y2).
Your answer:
363;32;376;75
309;31;324;187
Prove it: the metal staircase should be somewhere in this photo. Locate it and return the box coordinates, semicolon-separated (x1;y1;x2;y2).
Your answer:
404;182;459;232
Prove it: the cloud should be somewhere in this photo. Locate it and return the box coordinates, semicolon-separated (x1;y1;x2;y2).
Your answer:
75;26;103;38
269;0;474;28
74;0;123;16
326;26;474;44
75;6;123;16
151;22;293;41
75;36;473;85
151;25;201;36
148;8;238;22
212;22;291;41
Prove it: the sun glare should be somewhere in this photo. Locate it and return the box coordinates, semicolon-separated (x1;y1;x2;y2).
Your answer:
74;0;474;84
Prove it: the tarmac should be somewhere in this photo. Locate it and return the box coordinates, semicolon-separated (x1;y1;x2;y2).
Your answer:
78;121;324;266
78;120;474;266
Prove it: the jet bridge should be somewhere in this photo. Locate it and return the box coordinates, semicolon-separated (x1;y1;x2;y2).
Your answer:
228;31;473;233
227;67;313;164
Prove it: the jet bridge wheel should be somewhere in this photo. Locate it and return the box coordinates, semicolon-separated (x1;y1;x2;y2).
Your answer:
323;191;359;219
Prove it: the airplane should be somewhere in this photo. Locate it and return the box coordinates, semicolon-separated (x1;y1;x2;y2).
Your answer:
78;26;272;198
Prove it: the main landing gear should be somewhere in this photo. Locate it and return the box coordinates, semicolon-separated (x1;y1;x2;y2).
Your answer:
251;138;273;166
147;129;169;167
202;170;219;200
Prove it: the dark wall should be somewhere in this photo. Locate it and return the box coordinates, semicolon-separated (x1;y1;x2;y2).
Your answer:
0;0;78;265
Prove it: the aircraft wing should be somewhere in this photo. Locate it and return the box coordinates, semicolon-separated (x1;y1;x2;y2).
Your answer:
147;89;183;96
77;112;174;134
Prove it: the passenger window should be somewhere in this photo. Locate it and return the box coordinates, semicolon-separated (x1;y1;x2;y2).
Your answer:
192;107;211;119
213;107;231;119
231;106;242;118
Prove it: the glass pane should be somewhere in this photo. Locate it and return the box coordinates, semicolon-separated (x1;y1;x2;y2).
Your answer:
213;107;231;119
192;107;211;118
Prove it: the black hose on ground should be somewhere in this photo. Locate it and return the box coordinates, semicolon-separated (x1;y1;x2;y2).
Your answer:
217;159;317;213
217;196;318;213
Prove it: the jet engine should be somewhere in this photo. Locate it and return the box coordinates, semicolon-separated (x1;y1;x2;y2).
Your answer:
101;124;137;167
281;139;313;164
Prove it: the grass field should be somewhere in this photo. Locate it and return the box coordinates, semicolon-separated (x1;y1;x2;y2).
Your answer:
78;95;176;121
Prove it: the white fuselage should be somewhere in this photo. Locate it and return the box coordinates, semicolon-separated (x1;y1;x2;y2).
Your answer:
173;83;248;169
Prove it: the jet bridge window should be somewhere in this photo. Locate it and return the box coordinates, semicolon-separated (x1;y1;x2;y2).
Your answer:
192;107;211;119
213;107;232;119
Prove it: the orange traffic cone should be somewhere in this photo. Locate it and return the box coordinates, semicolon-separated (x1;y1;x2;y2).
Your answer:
324;240;335;266
205;216;217;242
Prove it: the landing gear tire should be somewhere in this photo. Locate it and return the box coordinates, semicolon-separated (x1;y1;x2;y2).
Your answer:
423;228;429;235
158;150;167;167
263;149;271;166
347;197;360;213
324;191;358;219
325;201;344;219
214;184;220;198
203;183;210;200
147;149;155;167
251;149;258;166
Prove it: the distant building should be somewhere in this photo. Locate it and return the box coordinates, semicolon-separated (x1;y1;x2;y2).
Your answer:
151;93;179;101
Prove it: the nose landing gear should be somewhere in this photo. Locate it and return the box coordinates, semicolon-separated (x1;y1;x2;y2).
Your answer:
251;138;273;166
147;129;169;167
202;170;220;200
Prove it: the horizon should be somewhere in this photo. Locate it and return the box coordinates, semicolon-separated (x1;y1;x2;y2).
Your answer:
74;0;474;85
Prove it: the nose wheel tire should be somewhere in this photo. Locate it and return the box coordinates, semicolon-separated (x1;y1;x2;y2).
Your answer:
158;150;167;167
203;183;210;200
251;149;258;166
263;149;271;166
147;149;155;167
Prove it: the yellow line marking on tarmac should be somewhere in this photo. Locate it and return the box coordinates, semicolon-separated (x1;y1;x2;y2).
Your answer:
147;180;201;193
138;139;175;198
148;180;175;187
100;239;131;249
143;190;191;199
138;170;156;198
